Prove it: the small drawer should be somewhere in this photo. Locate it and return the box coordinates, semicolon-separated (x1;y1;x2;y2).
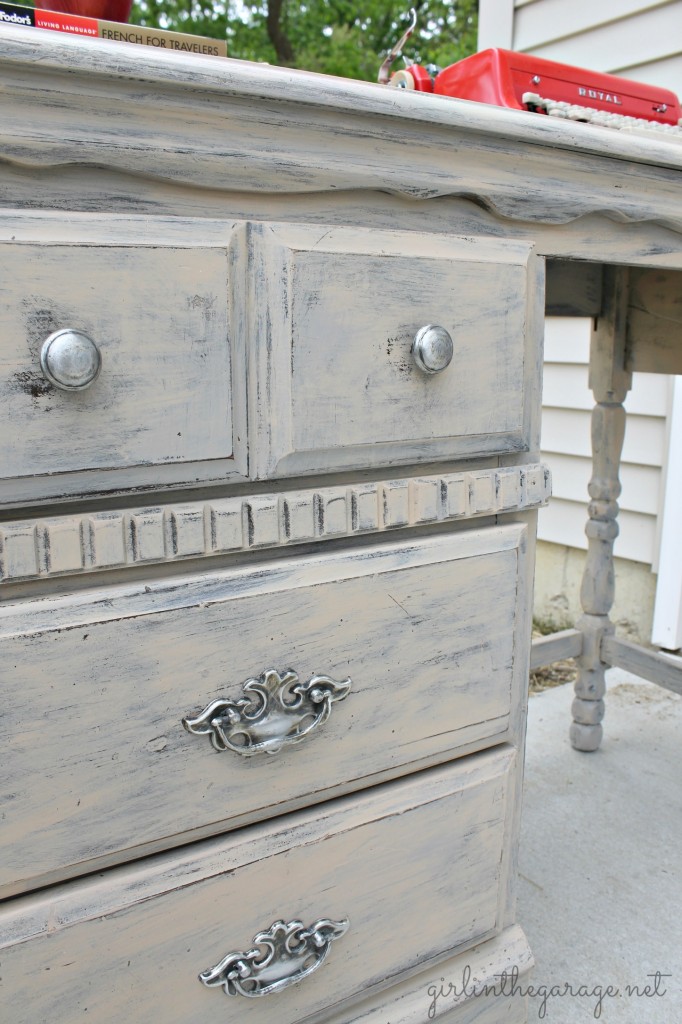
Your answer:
0;749;516;1024
0;232;241;503
0;524;531;896
244;222;541;477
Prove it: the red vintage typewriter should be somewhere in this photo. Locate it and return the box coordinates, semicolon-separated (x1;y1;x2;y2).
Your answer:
379;10;682;139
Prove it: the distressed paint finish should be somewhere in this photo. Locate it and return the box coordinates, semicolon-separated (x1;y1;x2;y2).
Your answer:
245;223;539;477
627;266;682;375
0;527;531;897
0;463;550;582
572;268;633;752
0;211;547;507
0;27;679;1023
2;26;682;230
0;242;235;482
601;635;682;697
0;30;570;1024
530;628;583;670
0;751;515;1024
323;925;533;1024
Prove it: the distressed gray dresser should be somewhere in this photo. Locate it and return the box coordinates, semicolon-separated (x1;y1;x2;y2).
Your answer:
0;28;555;1024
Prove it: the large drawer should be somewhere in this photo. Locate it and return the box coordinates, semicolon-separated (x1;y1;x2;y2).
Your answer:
0;218;243;505
0;749;516;1024
0;524;532;896
245;222;542;477
322;927;533;1024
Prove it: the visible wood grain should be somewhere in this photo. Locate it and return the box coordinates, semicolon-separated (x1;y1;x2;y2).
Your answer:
0;236;239;499
3;192;682;276
246;223;537;477
0;30;577;1024
0;211;546;508
321;926;533;1024
627;267;682;374
0;527;530;897
0;523;526;634
601;635;682;695
0;215;250;506
1;25;682;230
0;463;551;582
0;751;515;1024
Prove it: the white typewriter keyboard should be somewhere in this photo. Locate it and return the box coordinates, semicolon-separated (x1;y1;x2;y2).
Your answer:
523;92;682;140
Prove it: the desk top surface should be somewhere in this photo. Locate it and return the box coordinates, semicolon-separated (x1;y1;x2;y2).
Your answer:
2;26;682;259
2;24;682;170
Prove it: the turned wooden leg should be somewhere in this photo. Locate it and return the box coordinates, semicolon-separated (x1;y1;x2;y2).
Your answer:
571;268;633;752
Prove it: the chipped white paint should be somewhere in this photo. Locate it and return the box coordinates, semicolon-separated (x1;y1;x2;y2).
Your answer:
0;527;531;897
0;241;237;483
323;925;533;1024
0;25;678;1024
0;750;515;1024
627;267;682;375
0;210;547;506
572;269;632;751
2;25;682;223
244;223;541;477
0;217;246;507
0;29;575;1024
0;464;550;582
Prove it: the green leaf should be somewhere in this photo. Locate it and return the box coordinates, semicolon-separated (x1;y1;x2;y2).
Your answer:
130;0;479;82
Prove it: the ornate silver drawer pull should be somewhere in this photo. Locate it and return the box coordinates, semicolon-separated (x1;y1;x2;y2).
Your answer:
411;324;454;374
200;918;349;998
182;668;351;756
40;328;102;391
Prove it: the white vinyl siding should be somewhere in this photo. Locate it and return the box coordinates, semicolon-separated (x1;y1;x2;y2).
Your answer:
478;2;682;599
513;1;682;76
653;378;682;648
539;319;668;565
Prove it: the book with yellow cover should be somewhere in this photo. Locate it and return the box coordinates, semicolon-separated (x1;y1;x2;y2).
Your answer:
0;1;227;56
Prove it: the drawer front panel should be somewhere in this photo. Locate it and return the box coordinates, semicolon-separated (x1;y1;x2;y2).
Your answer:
246;223;540;477
0;750;515;1024
0;525;530;896
322;927;533;1024
0;241;233;484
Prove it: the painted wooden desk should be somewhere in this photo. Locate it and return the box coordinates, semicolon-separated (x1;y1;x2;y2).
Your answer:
0;26;680;1024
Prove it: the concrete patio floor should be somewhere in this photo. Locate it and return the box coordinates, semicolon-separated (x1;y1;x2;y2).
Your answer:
518;668;682;1023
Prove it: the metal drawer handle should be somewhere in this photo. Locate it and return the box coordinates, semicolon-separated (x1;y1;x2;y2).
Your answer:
182;668;351;756
200;918;349;998
40;329;102;391
411;324;454;374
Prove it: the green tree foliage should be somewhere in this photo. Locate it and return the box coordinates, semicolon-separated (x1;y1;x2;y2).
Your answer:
130;0;478;82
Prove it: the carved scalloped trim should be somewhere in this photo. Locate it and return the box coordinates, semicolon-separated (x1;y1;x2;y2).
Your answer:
0;464;551;582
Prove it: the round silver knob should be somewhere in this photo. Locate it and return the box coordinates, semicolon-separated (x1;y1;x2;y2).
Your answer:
411;325;454;374
40;329;102;391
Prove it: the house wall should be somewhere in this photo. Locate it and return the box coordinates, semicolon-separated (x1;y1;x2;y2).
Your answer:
537;320;670;641
479;0;682;643
510;0;682;85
